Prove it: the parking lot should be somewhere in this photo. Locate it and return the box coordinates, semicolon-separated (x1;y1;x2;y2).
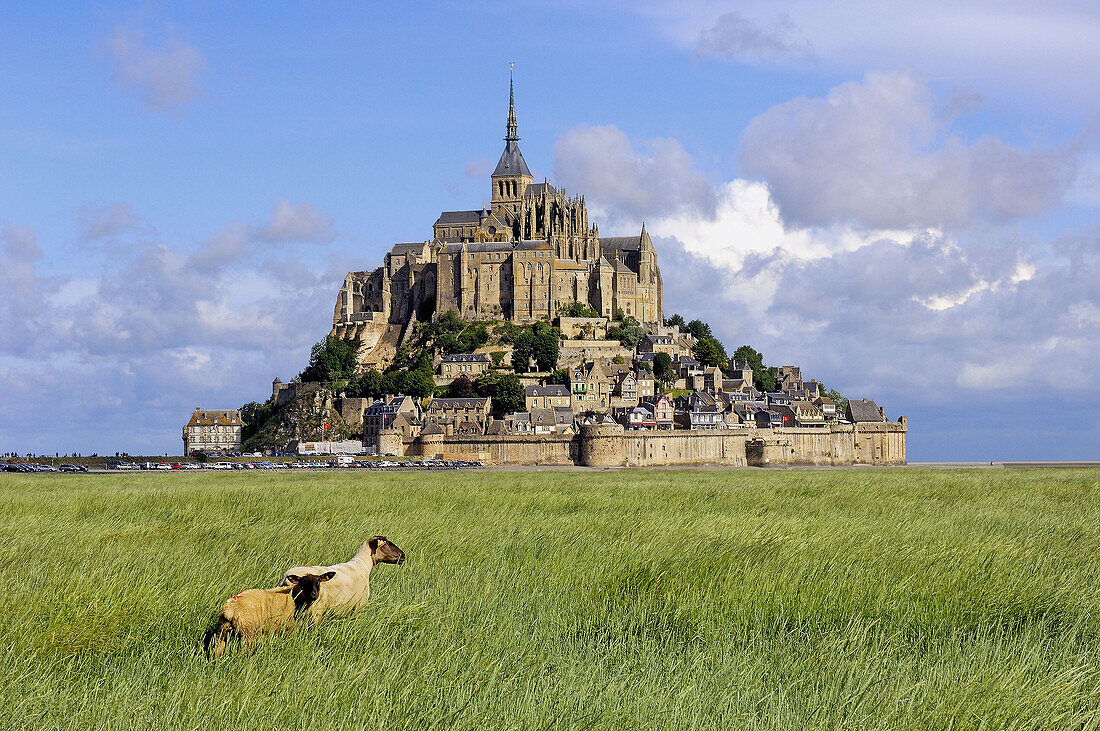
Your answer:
2;458;484;473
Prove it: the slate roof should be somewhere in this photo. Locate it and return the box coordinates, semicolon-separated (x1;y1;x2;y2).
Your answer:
846;398;885;422
391;242;428;255
525;182;556;197
185;409;243;427
530;408;557;426
427;397;491;412
492;140;532;177
525;384;569;397
434;210;482;226
441;353;489;363
600;236;642;251
438;239;553;254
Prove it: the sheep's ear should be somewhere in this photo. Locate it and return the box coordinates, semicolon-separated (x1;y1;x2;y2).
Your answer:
286;574;301;584
368;537;381;551
320;571;337;582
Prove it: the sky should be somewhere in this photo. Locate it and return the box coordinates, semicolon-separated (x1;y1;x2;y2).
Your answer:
1;1;1097;460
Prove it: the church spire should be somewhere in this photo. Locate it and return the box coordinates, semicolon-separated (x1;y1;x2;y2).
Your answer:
505;62;518;142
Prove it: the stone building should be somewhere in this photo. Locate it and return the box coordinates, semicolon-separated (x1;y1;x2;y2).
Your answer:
182;409;244;456
438;353;490;379
331;74;663;364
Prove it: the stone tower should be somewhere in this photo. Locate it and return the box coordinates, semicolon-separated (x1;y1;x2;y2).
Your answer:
490;67;533;218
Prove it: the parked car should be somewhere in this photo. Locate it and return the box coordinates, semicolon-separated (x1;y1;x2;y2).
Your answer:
59;464;88;473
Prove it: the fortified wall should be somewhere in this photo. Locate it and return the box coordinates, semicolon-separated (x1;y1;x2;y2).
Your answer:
386;418;907;467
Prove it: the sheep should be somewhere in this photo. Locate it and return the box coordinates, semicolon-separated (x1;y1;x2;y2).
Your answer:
279;535;405;621
204;570;335;658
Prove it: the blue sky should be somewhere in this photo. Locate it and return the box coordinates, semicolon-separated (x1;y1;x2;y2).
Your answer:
1;1;1097;459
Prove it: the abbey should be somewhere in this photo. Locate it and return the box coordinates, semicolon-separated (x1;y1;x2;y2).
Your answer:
331;76;662;357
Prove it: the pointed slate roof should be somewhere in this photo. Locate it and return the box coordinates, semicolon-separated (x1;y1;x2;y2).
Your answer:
493;71;532;178
493;139;532;178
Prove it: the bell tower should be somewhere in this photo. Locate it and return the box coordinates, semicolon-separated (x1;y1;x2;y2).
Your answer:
491;65;533;218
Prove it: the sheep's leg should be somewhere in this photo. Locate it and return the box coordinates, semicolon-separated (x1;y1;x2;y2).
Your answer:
205;619;232;659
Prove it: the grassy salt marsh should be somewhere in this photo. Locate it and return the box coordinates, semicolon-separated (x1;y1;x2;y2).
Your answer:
0;468;1098;729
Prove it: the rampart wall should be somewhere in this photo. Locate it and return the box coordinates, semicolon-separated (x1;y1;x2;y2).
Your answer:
394;417;907;467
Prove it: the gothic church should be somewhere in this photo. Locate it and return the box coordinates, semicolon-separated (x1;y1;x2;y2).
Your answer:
332;75;663;354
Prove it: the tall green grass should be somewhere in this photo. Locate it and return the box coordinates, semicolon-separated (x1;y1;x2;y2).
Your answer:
0;468;1097;729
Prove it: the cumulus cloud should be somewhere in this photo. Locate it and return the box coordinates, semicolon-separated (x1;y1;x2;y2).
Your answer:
637;0;1100;110
739;71;1075;229
190;200;337;272
565;113;1098;459
2;221;42;262
554;125;718;222
0;203;350;454
104;26;207;113
76;203;149;242
695;11;813;61
0;223;56;357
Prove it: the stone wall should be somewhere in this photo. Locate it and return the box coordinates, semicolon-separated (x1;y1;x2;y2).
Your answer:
390;418;907;467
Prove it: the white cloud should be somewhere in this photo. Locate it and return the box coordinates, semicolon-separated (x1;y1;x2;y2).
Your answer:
2;221;42;262
190;200;337;272
695;11;813;61
76;203;150;242
739;71;1075;229
554;125;718;221
104;26;207;113
636;0;1100;110
0;204;348;454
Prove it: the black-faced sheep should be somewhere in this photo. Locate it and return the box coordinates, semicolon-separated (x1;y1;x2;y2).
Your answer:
204;571;335;658
280;536;405;621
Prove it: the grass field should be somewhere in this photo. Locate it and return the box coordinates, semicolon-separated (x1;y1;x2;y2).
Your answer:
1;468;1098;729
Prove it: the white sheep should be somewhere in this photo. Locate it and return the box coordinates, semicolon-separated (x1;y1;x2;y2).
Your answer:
204;571;335;658
279;535;405;621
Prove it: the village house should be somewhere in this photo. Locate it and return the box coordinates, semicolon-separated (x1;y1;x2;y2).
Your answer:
642;393;675;430
620;402;657;430
813;395;838;421
774;401;827;428
363;395;421;447
755;408;783;429
525;384;570;411
674;391;723;430
568;362;613;414
424;397;492;436
182;408;244;456
438;353;490;379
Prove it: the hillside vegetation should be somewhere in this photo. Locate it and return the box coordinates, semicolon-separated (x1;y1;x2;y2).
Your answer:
1;468;1098;729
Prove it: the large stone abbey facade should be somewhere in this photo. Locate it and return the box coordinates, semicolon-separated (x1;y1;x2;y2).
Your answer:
331;76;662;362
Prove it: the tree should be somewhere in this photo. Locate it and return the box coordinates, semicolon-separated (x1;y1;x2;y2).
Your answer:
664;314;685;328
547;368;570;385
685;319;713;340
692;337;728;368
824;387;849;414
607;316;644;349
349;369;385;399
653;352;673;382
612;354;625;364
559;302;599;318
298;336;359;383
614;307;626;322
531;321;560;372
733;345;776;392
397;363;436;397
447;375;475;398
511;332;533;373
475;372;525;417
